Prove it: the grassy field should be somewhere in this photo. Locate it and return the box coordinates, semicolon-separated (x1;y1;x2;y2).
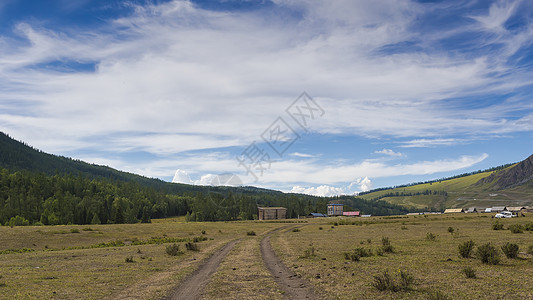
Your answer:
271;214;533;299
1;214;533;299
0;218;283;299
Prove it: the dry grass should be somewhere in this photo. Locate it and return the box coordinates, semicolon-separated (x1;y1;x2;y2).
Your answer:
270;214;533;299
203;235;282;299
0;218;282;299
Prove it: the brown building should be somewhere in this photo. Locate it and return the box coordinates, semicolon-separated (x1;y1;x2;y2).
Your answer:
327;204;344;216
258;207;287;220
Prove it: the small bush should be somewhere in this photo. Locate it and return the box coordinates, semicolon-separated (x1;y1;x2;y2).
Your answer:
527;245;533;255
381;237;394;253
292;228;300;232
463;267;476;278
508;224;523;234
426;232;437;241
476;243;500;265
447;227;455;234
246;231;256;236
427;289;451;300
70;228;80;233
185;242;199;251
201;230;206;235
7;215;30;227
82;227;95;231
372;270;394;291
302;245;316;258
367;238;372;244
458;240;475;258
166;244;181;256
524;222;533;231
400;225;408;230
375;247;384;256
318;227;323;230
125;256;134;263
344;251;360;261
371;270;414;292
501;242;519;259
492;221;504;230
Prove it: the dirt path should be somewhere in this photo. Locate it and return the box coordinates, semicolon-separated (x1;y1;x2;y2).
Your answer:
165;239;239;300
261;229;316;300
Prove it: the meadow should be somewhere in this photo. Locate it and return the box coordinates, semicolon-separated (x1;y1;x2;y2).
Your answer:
1;214;532;299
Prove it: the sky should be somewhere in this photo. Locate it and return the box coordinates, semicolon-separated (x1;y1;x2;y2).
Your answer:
1;0;533;196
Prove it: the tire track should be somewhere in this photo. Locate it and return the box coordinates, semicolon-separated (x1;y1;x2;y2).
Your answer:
261;227;316;299
165;239;239;300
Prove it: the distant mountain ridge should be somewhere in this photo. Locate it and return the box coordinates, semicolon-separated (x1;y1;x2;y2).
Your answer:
475;154;533;190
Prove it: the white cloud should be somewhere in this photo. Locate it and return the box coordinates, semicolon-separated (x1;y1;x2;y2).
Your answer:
290;185;346;197
470;0;519;32
399;138;464;148
0;0;530;190
374;149;404;157
290;152;315;158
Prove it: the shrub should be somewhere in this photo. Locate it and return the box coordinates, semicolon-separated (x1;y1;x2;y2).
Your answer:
367;238;372;244
318;227;323;230
401;225;408;230
302;245;316;258
185;242;199;251
246;231;256;236
166;244;181;256
371;270;414;292
427;289;451;300
70;228;80;233
528;245;533;255
372;270;394;291
492;221;504;230
508;224;523;234
447;227;455;234
463;267;476;278
376;247;384;256
458;240;475;258
381;237;394;253
292;228;300;232
125;256;134;263
426;232;437;241
501;242;519;259
524;222;533;231
476;243;500;265
7;215;29;227
82;227;95;231
344;251;360;261
201;230;206;235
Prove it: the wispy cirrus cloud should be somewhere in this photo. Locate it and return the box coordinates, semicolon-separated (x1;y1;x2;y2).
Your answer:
0;0;531;194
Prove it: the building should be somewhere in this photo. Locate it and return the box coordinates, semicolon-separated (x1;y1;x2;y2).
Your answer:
444;208;464;214
258;207;287;220
465;207;478;213
491;206;507;213
308;212;328;218
343;211;360;217
507;206;526;213
327;204;344;216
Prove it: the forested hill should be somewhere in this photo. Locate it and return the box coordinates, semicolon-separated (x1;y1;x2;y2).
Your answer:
0;132;279;196
0;132;411;226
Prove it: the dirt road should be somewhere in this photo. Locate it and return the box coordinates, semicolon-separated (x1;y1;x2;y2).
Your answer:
165;239;239;300
260;230;316;299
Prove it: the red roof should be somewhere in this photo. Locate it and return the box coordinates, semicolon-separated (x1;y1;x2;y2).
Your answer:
343;211;360;216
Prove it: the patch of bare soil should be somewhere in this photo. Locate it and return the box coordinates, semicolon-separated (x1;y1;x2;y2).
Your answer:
165;239;239;300
261;232;316;299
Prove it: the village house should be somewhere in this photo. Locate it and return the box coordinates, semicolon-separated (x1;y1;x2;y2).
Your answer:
342;211;360;217
327;204;344;216
444;208;464;214
258;207;287;220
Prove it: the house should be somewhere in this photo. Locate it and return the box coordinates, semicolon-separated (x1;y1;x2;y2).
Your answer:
465;207;478;213
342;211;360;217
525;206;533;212
484;208;492;213
308;212;328;218
258;207;287;220
327;204;344;216
444;208;464;214
491;206;507;213
507;206;526;213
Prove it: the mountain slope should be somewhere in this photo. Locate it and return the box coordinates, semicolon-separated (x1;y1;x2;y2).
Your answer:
359;156;533;210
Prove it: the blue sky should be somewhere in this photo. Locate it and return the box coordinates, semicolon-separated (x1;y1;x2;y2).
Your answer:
1;0;533;196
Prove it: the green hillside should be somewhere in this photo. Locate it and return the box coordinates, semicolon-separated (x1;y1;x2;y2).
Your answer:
359;159;533;210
